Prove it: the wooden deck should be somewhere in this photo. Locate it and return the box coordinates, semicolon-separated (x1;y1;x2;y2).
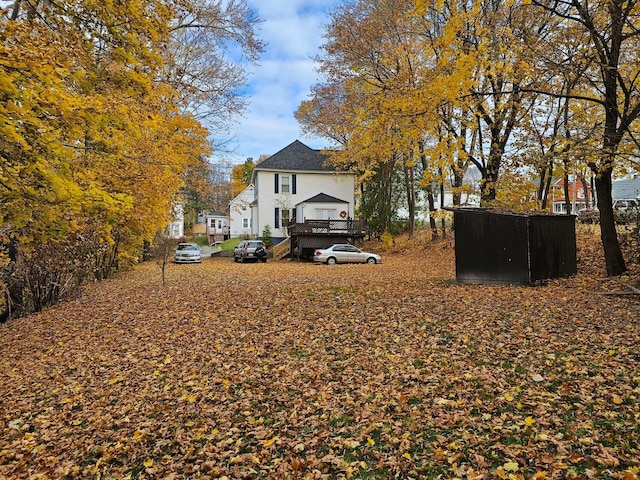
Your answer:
287;219;366;236
278;220;367;260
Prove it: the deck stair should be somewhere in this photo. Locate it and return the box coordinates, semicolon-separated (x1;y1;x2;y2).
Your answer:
271;237;291;261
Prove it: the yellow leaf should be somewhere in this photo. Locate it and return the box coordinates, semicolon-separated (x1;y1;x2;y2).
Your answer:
612;396;623;405
504;461;519;471
532;472;549;479
132;430;144;440
367;437;375;447
261;437;278;448
496;466;507;479
143;458;153;468
503;392;514;402
525;416;535;426
402;452;412;459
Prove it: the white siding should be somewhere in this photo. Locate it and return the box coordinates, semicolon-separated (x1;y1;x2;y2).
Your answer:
254;170;355;239
229;185;255;238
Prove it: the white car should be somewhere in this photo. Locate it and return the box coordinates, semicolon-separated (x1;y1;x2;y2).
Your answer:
313;244;381;265
174;243;202;264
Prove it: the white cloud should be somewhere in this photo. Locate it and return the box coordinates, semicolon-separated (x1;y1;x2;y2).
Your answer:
215;1;344;162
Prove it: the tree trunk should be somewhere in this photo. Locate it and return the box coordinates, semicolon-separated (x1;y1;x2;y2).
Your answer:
580;176;590;206
1;237;24;323
480;162;499;204
425;184;438;238
402;158;415;239
594;167;626;276
563;167;571;214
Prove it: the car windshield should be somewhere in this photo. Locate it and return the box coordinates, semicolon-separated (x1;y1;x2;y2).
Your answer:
248;241;263;248
177;244;198;251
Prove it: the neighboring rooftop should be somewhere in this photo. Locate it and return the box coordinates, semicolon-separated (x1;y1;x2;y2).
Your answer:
612;176;640;199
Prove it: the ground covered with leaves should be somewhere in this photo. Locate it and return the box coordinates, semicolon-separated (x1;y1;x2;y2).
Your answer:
1;228;639;479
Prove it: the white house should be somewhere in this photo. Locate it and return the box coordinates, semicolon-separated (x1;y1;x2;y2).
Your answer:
249;140;356;242
194;211;229;244
229;184;254;238
167;202;185;239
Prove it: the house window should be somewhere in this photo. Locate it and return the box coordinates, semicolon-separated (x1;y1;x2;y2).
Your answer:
282;176;290;193
577;188;585;199
218;220;222;229
243;218;249;228
315;209;338;220
282;209;291;225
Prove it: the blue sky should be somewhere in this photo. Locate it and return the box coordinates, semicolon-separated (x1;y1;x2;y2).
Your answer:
221;0;346;164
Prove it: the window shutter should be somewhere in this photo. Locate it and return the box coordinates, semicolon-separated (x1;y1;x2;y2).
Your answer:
292;174;297;194
274;173;279;193
275;208;280;229
292;208;297;222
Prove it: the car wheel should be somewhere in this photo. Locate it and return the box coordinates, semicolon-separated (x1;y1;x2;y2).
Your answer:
239;255;244;263
366;257;376;264
327;257;337;265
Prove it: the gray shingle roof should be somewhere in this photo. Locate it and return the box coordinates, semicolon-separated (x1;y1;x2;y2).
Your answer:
612;177;640;199
254;140;336;172
299;193;349;204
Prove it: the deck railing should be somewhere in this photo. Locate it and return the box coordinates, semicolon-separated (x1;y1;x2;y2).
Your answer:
288;219;366;236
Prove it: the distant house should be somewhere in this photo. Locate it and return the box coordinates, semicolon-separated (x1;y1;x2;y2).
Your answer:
229;184;254;238
194;211;229;244
167;202;185;239
546;177;593;213
249;140;356;243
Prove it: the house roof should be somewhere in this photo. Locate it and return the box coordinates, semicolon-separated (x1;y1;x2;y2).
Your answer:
204;211;227;218
254;140;337;172
612;177;640;200
299;193;349;204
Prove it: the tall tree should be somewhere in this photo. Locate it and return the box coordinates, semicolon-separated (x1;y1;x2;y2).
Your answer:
1;0;261;318
529;0;640;275
230;158;256;196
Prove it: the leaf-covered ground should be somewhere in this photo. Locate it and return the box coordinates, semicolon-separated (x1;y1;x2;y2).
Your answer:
1;230;639;479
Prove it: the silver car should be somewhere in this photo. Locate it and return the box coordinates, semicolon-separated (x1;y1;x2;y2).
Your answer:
313;244;381;265
233;240;268;263
174;243;202;264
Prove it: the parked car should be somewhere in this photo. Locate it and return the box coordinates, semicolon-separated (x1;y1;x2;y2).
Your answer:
174;243;202;264
234;240;268;263
613;198;638;211
313;244;381;265
577;199;639;224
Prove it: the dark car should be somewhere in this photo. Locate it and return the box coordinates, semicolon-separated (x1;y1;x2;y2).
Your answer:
233;240;268;263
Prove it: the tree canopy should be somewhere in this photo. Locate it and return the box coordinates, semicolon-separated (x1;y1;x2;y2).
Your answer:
1;0;262;319
298;0;640;275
